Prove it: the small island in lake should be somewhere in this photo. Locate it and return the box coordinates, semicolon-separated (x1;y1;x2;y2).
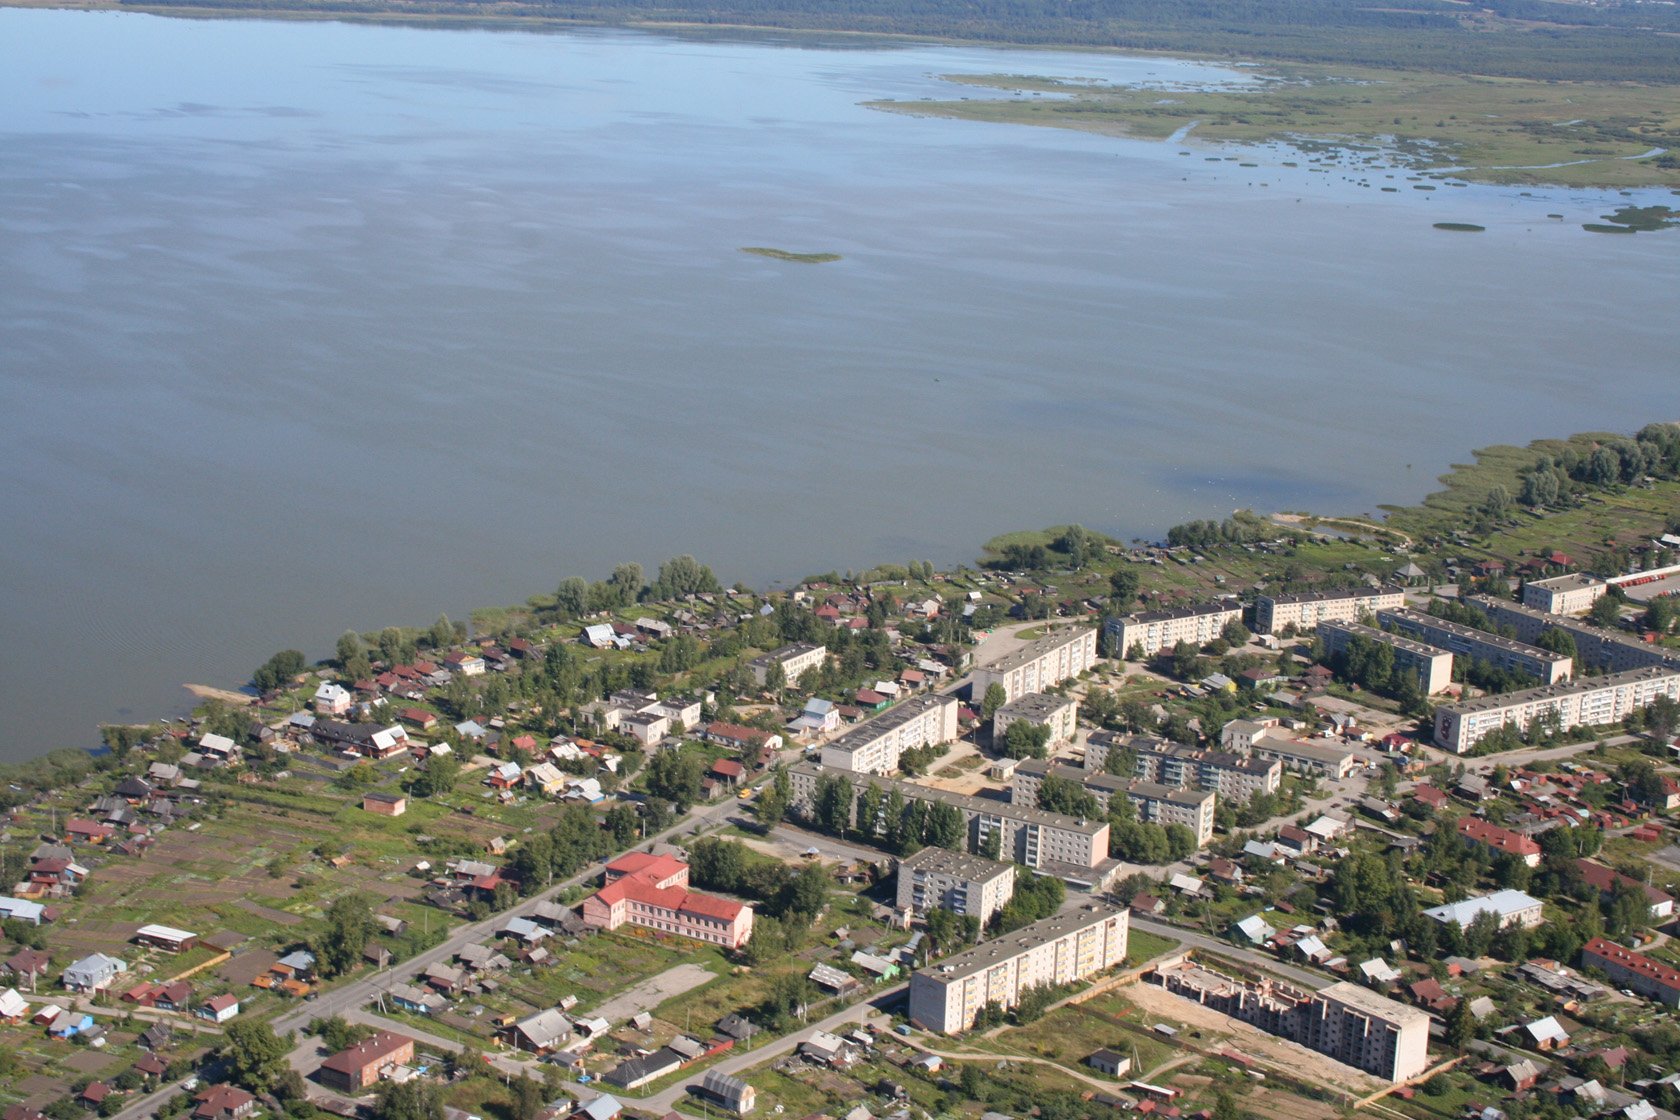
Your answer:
741;246;842;263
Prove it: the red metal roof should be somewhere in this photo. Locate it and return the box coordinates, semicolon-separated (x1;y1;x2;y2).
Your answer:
1456;816;1540;857
1583;936;1680;993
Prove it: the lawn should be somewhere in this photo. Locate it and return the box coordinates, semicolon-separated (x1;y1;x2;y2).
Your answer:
1127;929;1181;967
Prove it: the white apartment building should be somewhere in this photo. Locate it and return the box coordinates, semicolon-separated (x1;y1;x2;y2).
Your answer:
788;762;1109;871
1011;760;1215;847
1087;732;1282;804
1254;586;1405;635
1432;666;1680;753
970;627;1098;706
992;691;1079;745
1472;595;1680;674
895;847;1016;926
749;642;829;687
1522;573;1608;616
1317;619;1455;695
1105;602;1242;659
819;694;961;774
909;904;1128;1034
1377;607;1573;685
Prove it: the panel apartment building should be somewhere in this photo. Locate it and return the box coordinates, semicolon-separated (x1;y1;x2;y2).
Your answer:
1470;595;1680;675
1105;602;1243;659
1377;607;1573;685
1255;586;1405;635
895;847;1016;926
1085;731;1282;804
969;627;1099;706
1155;962;1429;1082
992;692;1079;745
1317;620;1455;695
1011;759;1215;847
788;761;1110;872
749;642;828;687
1432;666;1680;753
820;694;961;775
908;903;1129;1034
1522;573;1608;616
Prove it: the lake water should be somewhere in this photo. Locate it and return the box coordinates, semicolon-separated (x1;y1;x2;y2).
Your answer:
2;8;1677;760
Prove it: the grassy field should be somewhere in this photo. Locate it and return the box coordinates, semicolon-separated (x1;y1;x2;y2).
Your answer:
870;66;1680;189
1126;928;1181;966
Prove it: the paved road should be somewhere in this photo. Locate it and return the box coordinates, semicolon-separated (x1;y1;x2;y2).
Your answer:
1451;732;1642;772
1129;915;1328;991
105;793;749;1120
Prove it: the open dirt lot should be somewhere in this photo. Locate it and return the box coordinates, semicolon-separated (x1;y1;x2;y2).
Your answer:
591;962;716;1024
1117;982;1385;1096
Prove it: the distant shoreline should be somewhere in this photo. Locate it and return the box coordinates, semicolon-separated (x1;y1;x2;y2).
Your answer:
0;422;1667;777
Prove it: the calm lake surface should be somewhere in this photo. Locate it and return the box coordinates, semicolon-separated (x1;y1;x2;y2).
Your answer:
2;8;1677;759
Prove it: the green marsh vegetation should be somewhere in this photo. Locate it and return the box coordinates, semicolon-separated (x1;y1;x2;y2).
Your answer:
740;246;842;263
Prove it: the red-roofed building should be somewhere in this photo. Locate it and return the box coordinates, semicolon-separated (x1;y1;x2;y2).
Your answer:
604;852;688;890
397;708;437;731
583;855;752;949
65;819;114;844
1575;860;1676;920
318;1030;415;1091
1457;817;1542;867
1413;785;1449;811
192;1085;255;1120
702;723;784;757
1581;937;1680;1006
708;759;746;787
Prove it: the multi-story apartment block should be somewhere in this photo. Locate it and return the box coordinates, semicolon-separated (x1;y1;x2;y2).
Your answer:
909;903;1128;1034
749;642;829;687
819;694;961;775
1104;602;1242;659
1255;587;1405;635
1470;596;1680;674
992;692;1079;745
1011;760;1215;847
1377;607;1573;685
895;847;1016;926
970;628;1098;706
1155;963;1429;1082
1317;619;1454;694
1085;731;1281;804
1580;937;1680;1007
1522;573;1608;616
1432;666;1680;753
788;762;1109;871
